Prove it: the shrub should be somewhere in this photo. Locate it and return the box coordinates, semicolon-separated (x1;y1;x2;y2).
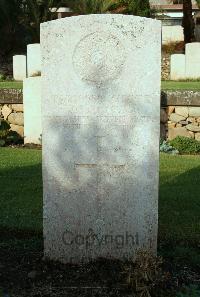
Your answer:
0;73;6;81
160;139;179;155
170;136;200;155
177;285;200;297
0;120;22;146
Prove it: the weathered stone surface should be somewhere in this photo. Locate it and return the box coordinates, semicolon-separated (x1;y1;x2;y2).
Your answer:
2;105;12;119
160;123;166;139
23;77;42;145
168;122;176;128
185;43;200;79
169;113;186;123
186;124;200;132
41;14;161;263
161;91;200;107
179;120;189;125
188;107;200;117
195;132;200;141
27;44;41;77
12;104;23;112
175;107;188;118
168;127;193;140
160;108;168;123
8;112;24;126
10;124;24;137
170;54;185;80
167;106;175;115
188;131;195;138
13;55;27;81
187;117;195;123
0;89;23;104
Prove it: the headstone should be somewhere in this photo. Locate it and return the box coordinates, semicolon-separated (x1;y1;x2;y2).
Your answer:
185;42;200;79
13;55;27;81
27;44;41;77
162;25;184;44
170;54;185;80
41;14;161;264
23;77;42;144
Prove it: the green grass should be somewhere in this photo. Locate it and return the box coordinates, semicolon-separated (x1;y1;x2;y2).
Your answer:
0;148;42;232
1;80;200;91
0;149;200;266
161;80;200;90
0;81;23;89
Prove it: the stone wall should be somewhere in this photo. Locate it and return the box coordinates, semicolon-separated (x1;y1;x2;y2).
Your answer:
161;53;170;80
0;88;24;138
161;91;200;141
0;103;24;137
161;106;200;140
1;89;200;144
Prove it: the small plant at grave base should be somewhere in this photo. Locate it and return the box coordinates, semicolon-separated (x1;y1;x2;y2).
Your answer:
0;119;22;146
176;285;200;297
160;139;179;155
0;73;6;81
0;120;10;146
170;136;200;155
122;250;168;297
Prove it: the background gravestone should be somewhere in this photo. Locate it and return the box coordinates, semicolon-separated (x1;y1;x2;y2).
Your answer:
41;14;161;263
185;43;200;79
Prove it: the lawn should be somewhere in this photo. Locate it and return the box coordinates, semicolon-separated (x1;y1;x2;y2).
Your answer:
1;81;200;91
0;81;23;89
0;148;200;296
0;149;200;255
161;80;200;90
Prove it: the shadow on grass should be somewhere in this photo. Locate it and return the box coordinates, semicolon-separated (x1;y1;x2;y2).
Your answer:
0;163;43;249
159;164;200;267
0;154;200;267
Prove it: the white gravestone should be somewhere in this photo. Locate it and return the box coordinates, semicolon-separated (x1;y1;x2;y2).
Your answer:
41;14;161;264
13;55;27;81
170;54;185;80
185;42;200;79
27;43;41;77
23;77;42;145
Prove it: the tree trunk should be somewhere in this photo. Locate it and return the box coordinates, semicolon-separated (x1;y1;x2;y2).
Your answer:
182;0;195;44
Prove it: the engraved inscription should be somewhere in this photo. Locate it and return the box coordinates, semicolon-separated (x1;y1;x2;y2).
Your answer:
73;32;126;84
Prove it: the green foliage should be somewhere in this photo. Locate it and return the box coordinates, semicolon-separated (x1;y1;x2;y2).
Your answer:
196;0;200;8
170;136;200;155
6;130;23;145
0;0;27;55
160;139;179;155
71;0;117;14
119;0;151;17
0;120;22;146
0;120;10;131
0;139;6;147
24;0;62;42
0;73;6;81
177;285;200;297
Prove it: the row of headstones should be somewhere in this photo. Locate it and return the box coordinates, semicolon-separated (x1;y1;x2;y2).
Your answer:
13;44;41;80
170;42;200;80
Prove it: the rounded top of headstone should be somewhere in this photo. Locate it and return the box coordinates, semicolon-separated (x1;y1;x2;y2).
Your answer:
72;31;126;85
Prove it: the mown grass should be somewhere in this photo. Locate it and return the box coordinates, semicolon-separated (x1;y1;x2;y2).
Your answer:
161;80;200;90
0;149;200;267
1;81;200;91
0;81;23;89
